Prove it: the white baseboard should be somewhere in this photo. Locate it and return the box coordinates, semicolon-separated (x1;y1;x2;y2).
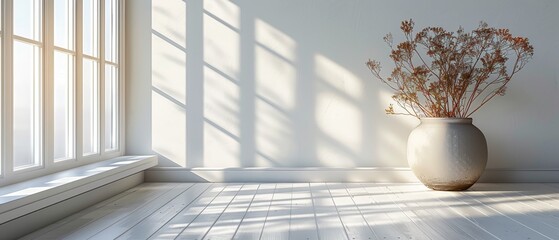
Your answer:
479;168;559;182
145;167;559;183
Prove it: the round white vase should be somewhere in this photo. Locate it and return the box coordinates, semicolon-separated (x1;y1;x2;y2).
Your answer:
407;118;487;191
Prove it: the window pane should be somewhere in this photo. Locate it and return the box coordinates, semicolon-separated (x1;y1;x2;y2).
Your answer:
83;59;98;155
54;0;74;50
13;41;42;169
83;0;98;57
104;0;117;62
104;65;118;150
13;0;42;41
54;51;75;161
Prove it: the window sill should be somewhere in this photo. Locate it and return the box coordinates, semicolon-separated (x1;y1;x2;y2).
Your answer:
0;155;157;225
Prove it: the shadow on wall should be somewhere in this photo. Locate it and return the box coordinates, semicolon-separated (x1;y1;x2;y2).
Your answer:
150;0;426;168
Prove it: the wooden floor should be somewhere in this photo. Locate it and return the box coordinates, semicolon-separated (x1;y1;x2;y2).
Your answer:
23;183;559;240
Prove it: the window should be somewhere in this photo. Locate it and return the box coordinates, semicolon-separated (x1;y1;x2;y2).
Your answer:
0;0;123;186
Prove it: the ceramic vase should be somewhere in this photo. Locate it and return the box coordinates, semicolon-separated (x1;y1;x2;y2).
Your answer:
407;118;487;191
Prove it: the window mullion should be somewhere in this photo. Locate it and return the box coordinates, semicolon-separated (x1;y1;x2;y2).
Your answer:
99;0;105;155
118;0;124;154
11;36;43;46
44;0;54;168
83;54;99;61
114;0;126;154
2;0;14;178
105;61;117;67
76;0;84;161
53;46;76;55
0;0;2;177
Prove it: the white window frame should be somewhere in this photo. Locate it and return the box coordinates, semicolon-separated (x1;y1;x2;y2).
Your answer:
0;0;125;187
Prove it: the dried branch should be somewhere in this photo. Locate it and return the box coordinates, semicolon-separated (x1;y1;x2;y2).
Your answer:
367;19;534;118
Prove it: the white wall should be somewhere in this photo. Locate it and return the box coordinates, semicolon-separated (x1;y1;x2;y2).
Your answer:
126;0;559;174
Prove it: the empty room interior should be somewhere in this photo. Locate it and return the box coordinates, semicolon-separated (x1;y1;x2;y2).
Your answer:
1;0;559;239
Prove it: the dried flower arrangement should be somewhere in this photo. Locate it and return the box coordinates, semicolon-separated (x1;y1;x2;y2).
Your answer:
367;19;534;118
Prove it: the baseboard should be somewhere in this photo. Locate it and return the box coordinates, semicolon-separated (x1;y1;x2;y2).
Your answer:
478;168;559;183
0;172;144;240
144;167;559;183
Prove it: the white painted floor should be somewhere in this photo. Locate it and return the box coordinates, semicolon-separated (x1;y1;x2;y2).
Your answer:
23;183;559;240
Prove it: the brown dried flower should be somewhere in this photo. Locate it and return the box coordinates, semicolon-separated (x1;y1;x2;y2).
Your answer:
367;19;534;118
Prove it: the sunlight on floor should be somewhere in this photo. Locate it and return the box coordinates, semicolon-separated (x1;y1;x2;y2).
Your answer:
24;183;559;239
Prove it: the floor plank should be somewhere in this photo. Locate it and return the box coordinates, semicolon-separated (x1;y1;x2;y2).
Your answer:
386;184;485;240
260;183;293;240
473;184;559;230
425;188;500;240
175;184;243;239
309;183;348;240
25;183;179;240
504;183;559;209
89;183;196;240
327;183;376;239
148;183;225;239
360;183;431;239
20;183;143;240
203;184;260;239
232;184;276;240
289;183;319;240
379;184;449;239
470;189;559;238
24;183;559;240
115;183;212;239
347;183;428;240
439;187;550;240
